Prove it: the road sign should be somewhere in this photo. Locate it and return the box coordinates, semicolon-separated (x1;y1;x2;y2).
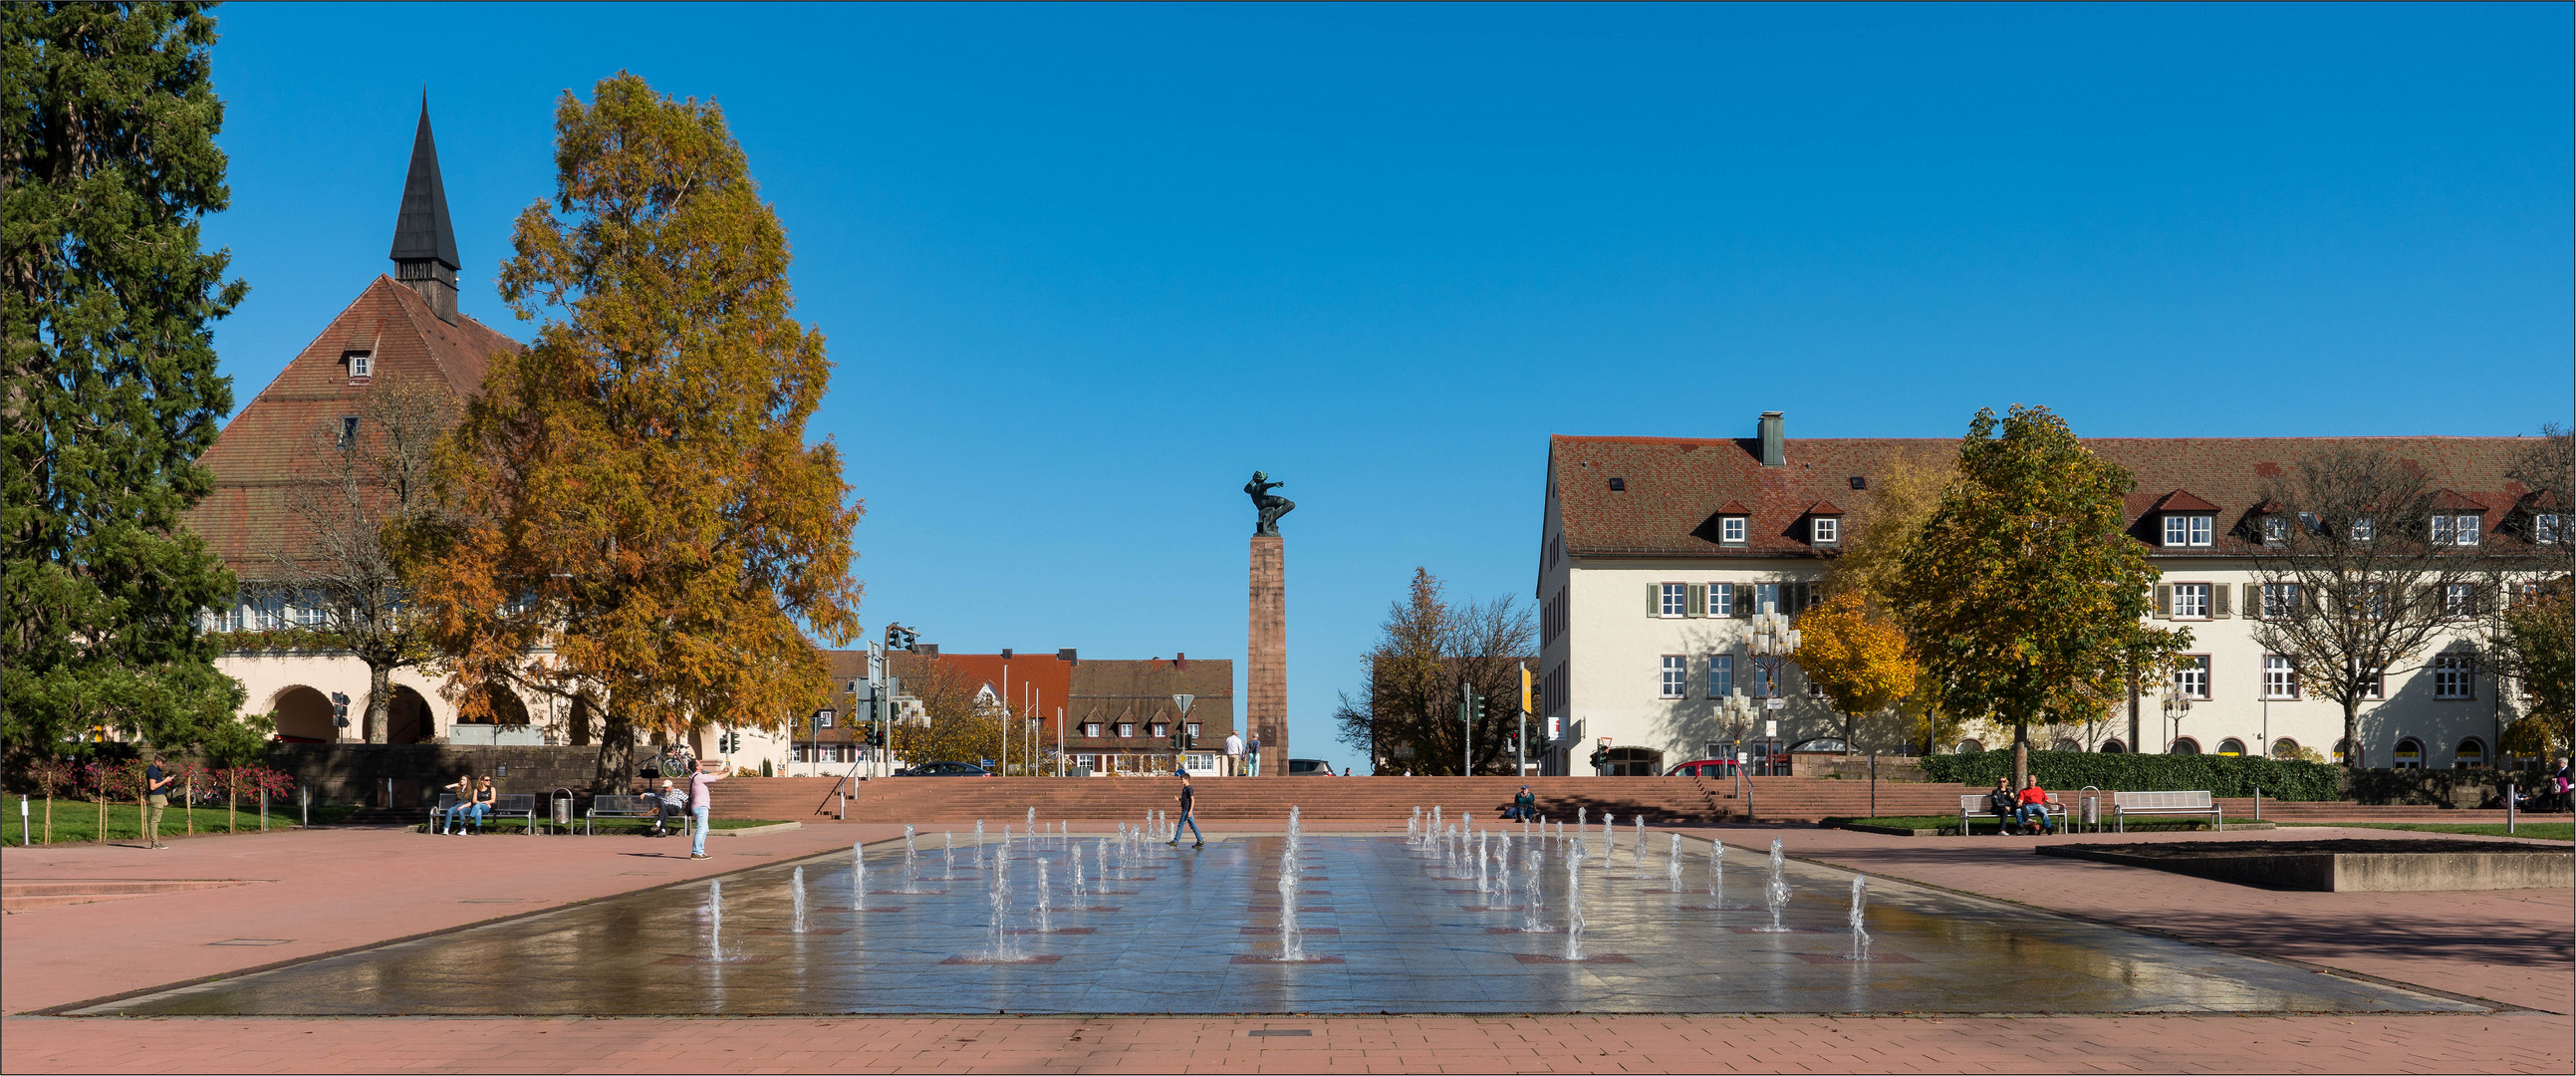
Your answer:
1765;696;1786;710
1764;719;1778;738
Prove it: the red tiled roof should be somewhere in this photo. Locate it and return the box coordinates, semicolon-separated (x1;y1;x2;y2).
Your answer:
2150;489;2220;513
2430;488;2488;511
1549;433;2543;559
1804;499;1844;516
185;277;523;572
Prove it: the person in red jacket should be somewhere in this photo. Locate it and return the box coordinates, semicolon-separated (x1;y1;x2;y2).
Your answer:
2015;777;2056;836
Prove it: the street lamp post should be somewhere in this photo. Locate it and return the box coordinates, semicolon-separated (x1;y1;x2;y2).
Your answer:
2162;695;2190;755
1746;610;1801;775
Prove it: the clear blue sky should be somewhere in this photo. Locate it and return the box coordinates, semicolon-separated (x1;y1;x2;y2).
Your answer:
202;4;2572;774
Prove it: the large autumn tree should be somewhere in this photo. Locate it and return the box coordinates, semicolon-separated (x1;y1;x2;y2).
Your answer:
2;3;247;763
1888;405;2187;787
401;73;862;789
1331;568;1534;775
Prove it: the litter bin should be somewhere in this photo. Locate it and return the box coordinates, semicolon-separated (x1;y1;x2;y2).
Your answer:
550;788;575;833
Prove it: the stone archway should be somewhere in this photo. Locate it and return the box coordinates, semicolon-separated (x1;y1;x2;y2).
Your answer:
1606;745;1664;776
272;685;336;742
386;684;434;744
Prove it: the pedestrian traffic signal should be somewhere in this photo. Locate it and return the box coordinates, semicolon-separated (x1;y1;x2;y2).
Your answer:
1588;744;1610;770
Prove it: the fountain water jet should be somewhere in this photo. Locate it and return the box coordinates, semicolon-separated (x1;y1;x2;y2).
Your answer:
1667;833;1683;886
1632;816;1648;870
943;832;955;882
1708;839;1724;902
972;820;986;868
1751;838;1793;933
1846;875;1871;960
1035;858;1053;935
902;825;920;893
851;842;868;911
1562;840;1588;959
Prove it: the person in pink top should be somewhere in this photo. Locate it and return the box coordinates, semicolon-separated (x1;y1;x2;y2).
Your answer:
687;757;732;859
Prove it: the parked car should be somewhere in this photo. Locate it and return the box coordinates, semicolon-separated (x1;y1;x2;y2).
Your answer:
896;761;995;777
1664;758;1739;778
1285;757;1336;775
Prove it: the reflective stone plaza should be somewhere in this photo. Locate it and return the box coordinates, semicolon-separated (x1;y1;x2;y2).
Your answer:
80;829;2484;1016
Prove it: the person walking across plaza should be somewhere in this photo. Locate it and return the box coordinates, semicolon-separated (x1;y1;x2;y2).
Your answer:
1224;730;1243;776
1167;772;1204;847
687;757;732;859
142;753;176;849
2015;776;2057;836
1246;733;1262;777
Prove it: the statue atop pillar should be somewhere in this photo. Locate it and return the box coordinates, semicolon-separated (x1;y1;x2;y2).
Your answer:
1245;471;1296;536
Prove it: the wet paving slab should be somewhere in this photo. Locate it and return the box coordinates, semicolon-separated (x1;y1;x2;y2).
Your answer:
70;833;2485;1016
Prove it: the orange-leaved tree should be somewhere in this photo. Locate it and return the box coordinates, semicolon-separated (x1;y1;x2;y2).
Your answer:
1792;590;1919;754
399;74;862;789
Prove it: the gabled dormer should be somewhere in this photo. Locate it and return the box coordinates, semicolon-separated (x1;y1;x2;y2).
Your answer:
2152;489;2219;548
1801;500;1844;547
2427;489;2487;547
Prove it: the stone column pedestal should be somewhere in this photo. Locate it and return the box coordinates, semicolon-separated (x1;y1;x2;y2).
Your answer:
1248;535;1286;772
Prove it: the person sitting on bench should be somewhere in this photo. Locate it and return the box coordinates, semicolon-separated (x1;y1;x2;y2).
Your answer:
653;779;687;837
2015;776;2057;836
1987;777;2021;835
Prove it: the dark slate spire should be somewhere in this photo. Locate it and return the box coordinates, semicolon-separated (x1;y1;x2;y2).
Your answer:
389;94;461;323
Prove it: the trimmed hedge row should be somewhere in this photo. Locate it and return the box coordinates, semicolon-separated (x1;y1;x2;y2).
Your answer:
1919;749;2343;802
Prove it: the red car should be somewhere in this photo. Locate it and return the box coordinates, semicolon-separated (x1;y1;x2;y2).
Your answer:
1664;759;1739;777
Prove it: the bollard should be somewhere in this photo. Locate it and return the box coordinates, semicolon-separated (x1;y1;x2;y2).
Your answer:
2507;782;2516;836
301;785;311;829
2253;785;2261;822
259;788;269;832
19;795;27;847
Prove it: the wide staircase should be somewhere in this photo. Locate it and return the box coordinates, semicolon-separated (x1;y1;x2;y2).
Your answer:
709;774;1989;825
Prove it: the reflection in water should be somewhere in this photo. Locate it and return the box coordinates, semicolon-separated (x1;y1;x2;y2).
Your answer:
84;834;2487;1018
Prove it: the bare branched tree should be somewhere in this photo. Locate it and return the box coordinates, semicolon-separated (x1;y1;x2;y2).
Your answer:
1332;569;1535;775
257;375;458;742
2246;445;2497;773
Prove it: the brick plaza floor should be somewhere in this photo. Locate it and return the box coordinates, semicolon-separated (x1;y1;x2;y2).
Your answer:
4;820;2568;1072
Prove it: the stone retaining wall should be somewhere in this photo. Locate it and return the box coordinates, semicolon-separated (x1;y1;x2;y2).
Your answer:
267;743;605;807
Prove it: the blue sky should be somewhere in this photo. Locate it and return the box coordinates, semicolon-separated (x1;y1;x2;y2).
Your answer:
201;4;2572;774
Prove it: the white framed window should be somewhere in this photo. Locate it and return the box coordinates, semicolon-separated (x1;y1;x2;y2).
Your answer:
1150;722;1169;738
2443;583;2474;615
346;350;372;379
2172;583;2211;619
1083;722;1103;738
2163;515;2213;547
1811;517;1839;544
816;710;834;728
1185;722;1201;738
2538;513;2563;545
1707;654;1734;698
294;599;327;629
1753;582;1781;615
2455;514;2479;545
2432;654;2473;699
1659;582;1687;618
2173;656;2210;699
1720;516;1747;544
1707;583;1733;617
1660;656;1686;699
1117;722;1135;738
2350;517;2374;542
2343;660;2386;699
2260;582;2299;619
1751;661;1781;698
2261;517;2287;543
2262;655;2297;699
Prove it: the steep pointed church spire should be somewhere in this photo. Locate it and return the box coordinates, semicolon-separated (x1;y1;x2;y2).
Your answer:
389;93;461;323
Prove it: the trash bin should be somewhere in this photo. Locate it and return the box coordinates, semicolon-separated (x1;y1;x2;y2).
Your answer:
550;788;575;832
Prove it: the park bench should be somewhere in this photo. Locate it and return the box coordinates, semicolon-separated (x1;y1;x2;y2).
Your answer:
487;793;540;833
1956;792;2064;834
2112;790;2222;832
586;794;674;835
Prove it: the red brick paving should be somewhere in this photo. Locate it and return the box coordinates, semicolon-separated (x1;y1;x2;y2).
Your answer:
3;822;2570;1073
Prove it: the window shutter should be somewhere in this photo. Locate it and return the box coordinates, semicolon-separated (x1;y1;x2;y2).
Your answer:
2153;584;2173;619
2211;585;2231;619
2243;583;2263;620
1735;587;1753;619
1651;584;1662;617
1686;584;1705;618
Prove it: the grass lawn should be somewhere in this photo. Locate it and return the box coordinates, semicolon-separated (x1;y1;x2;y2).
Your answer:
2280;820;2574;842
4;802;362;845
1828;815;2257;833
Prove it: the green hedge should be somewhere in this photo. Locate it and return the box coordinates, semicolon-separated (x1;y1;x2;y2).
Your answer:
1919;749;2343;801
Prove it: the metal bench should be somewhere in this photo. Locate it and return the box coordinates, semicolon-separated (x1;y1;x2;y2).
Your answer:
587;794;676;835
429;792;462;832
2112;790;2222;832
1956;792;2063;834
487;793;541;833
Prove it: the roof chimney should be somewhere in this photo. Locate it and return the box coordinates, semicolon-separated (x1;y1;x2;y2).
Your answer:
389;94;462;324
1757;411;1785;467
1056;649;1078;663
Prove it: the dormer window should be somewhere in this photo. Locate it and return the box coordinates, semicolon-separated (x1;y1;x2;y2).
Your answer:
1720;516;1746;543
2538;513;2563;546
2163;514;2212;547
345;350;373;379
2430;514;2480;546
2260;517;2287;544
1811;517;1838;544
2351;517;2374;542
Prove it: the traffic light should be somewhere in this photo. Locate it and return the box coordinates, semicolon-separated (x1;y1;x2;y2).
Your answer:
330;691;351;728
1467;693;1485;723
1588;744;1610;770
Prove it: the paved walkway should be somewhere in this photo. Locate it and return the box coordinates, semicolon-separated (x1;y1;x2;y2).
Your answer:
3;822;2568;1073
